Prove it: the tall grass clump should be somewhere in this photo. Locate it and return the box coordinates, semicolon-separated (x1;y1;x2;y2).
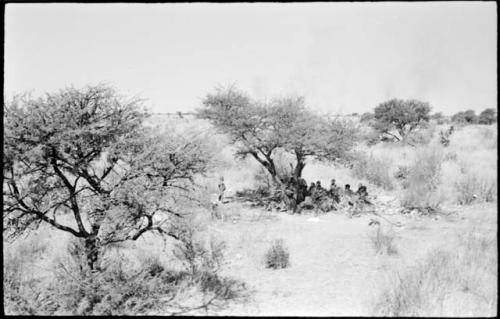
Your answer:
406;123;436;146
264;239;290;269
401;145;444;210
369;226;398;255
374;230;497;316
352;153;394;190
454;171;497;205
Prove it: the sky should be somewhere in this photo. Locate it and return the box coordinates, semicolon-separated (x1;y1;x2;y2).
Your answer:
4;2;497;115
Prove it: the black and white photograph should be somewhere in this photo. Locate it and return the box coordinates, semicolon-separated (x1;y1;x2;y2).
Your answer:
3;2;497;316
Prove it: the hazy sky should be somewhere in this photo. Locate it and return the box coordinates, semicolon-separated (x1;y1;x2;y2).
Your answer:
4;2;497;115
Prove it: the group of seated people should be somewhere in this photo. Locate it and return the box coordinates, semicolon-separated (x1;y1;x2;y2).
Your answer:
281;177;371;214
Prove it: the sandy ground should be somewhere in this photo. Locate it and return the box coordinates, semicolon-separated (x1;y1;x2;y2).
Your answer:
5;197;495;316
192;201;498;316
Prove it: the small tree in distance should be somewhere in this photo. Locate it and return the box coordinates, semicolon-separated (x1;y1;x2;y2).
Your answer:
452;109;478;124
197;86;358;209
372;98;431;142
430;112;447;124
360;112;375;123
3;85;210;270
478;108;497;125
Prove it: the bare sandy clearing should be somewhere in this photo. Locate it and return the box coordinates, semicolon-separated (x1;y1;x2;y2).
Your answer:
205;202;497;316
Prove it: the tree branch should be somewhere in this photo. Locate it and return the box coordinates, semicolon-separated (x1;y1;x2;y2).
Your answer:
51;154;88;235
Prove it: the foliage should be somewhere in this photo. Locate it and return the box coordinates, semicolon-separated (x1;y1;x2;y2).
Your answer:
394;165;410;181
454;172;497;205
451;109;478;124
372;98;431;141
3;84;211;269
360;112;375;123
478;108;497;125
4;236;246;315
173;224;227;275
405;122;435;146
264;239;290;269
439;125;455;147
430;112;447;124
197;86;358;206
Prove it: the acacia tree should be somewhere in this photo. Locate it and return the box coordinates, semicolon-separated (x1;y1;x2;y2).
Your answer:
372;98;431;141
197;86;358;206
451;109;478;124
430;112;447;124
478;108;497;125
3;85;210;270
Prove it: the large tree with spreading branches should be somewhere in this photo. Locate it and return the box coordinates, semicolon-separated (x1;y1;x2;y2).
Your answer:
197;86;358;208
3;85;210;270
372;98;431;141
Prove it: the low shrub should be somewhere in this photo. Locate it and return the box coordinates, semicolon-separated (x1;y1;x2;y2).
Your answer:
455;172;497;205
5;233;245;316
394;165;410;181
443;151;458;162
265;239;290;269
173;227;227;275
439;125;455;147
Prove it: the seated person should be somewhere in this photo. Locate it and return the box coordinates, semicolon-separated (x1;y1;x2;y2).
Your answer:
312;181;326;202
344;184;354;196
356;183;368;197
307;182;316;197
355;183;371;205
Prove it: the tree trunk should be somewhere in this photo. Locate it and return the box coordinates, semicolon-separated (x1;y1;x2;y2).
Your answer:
292;152;306;208
84;224;101;271
294;160;305;179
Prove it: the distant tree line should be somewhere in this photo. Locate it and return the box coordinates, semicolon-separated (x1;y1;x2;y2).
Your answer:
360;104;497;128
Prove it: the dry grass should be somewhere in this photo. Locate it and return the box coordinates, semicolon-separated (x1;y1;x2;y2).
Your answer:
455;172;497;205
4;117;497;316
352;152;394;190
264;239;290;269
374;229;497;316
369;226;398;255
3;220;247;316
400;144;445;209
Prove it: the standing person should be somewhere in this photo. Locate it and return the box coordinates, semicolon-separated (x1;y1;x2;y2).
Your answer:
328;178;341;203
283;180;297;213
218;176;226;202
297;177;308;204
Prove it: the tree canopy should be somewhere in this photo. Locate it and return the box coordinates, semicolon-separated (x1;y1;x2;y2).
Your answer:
451;109;478;124
430;112;447;124
478;108;497;125
3;85;210;269
372;98;431;141
197;86;358;208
